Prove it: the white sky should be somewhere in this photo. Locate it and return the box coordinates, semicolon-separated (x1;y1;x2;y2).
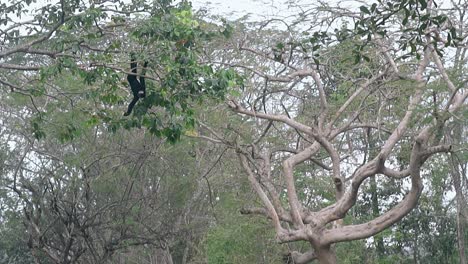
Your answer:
191;0;288;20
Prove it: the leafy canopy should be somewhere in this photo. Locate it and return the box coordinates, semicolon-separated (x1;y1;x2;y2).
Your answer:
1;0;241;143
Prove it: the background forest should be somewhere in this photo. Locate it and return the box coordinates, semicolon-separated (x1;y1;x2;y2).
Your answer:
0;0;466;263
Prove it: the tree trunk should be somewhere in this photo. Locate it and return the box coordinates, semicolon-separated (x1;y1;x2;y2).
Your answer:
181;243;189;264
153;248;174;264
412;233;419;264
456;200;466;264
452;156;467;264
450;122;467;264
368;129;385;256
370;175;385;256
315;245;337;264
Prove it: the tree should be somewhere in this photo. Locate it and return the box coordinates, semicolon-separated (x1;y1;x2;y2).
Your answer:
0;0;237;142
197;0;467;263
0;1;240;263
1;0;466;263
0;90;226;263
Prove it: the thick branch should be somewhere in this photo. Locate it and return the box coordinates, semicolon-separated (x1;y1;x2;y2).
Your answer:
375;38;400;75
309;68;328;130
421;144;452;157
0;18;69;58
282;142;321;227
288;250;317;264
378;80;425;160
240;207;292;223
432;50;457;93
260;152;286;217
313;135;343;198
376;41;432;161
271;147;332;170
265;69;315;82
381;167;411;179
239;154;284;234
318;159;380;225
324;132;426;244
0;63;42;71
329;70;386;129
227;100;313;135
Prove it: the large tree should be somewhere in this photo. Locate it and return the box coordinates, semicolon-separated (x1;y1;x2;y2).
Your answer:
197;0;467;263
0;0;233;263
0;0;237;141
1;0;466;263
0;83;227;263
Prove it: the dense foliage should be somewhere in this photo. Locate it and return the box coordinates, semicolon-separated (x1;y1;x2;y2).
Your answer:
0;0;466;263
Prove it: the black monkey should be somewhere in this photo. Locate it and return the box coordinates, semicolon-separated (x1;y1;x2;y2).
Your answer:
124;54;148;116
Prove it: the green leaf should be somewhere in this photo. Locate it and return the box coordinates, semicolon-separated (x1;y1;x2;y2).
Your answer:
275;42;285;49
402;17;409;25
354;54;361;64
419;22;427;32
410;42;416;53
222;23;233;38
450;27;457;39
446;33;451;47
418;0;427;10
360;6;370;14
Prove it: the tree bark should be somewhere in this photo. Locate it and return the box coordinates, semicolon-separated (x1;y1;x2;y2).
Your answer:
456;198;467;264
450;122;467;264
370;175;385;256
368;129;385;256
154;248;174;264
452;155;467;264
315;245;337;264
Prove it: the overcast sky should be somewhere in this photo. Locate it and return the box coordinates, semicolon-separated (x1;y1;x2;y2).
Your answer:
191;0;288;20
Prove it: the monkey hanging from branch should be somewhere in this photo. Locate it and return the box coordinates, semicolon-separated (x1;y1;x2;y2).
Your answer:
124;53;148;116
